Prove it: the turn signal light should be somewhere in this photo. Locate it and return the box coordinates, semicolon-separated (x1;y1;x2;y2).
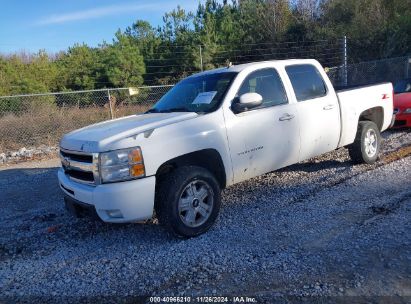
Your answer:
130;163;145;177
129;149;143;163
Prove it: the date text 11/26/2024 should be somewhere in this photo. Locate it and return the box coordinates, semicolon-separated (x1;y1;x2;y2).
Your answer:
149;296;257;303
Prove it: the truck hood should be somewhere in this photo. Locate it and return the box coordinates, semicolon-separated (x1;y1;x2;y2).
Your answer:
60;112;198;152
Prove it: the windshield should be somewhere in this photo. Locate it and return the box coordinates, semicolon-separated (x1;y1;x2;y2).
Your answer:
148;72;238;113
394;79;411;94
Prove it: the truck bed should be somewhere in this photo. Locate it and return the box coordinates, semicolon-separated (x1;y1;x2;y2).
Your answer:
336;82;393;148
335;82;392;93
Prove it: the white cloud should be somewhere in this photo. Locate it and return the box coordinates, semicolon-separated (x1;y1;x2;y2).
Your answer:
37;3;162;25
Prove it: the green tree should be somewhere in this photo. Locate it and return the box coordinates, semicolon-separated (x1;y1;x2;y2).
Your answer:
1;0;411;95
102;31;146;87
55;44;102;91
321;0;411;61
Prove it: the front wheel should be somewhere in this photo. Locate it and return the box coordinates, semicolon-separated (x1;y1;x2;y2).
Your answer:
155;166;221;238
348;121;381;164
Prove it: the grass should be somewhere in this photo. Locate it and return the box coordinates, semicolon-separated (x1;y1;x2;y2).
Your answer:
382;145;411;163
0;103;151;153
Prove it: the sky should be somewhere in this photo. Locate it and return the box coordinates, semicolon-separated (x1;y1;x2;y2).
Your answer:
0;0;201;54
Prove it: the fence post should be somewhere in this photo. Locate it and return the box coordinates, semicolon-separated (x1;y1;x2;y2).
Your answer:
107;89;114;119
199;45;204;72
406;57;411;78
343;36;348;87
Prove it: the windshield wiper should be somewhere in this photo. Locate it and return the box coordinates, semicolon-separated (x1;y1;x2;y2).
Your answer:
147;107;192;113
145;107;195;114
145;108;159;113
160;107;192;113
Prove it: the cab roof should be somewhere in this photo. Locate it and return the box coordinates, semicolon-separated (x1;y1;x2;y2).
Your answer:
187;59;316;79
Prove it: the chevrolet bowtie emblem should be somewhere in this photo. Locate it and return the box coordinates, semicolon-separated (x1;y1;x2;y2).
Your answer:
62;157;70;168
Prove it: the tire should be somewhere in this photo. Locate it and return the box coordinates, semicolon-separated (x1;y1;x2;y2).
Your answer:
155;166;221;238
348;121;381;164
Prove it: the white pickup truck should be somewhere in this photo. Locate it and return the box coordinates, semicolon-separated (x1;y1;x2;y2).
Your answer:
58;59;394;237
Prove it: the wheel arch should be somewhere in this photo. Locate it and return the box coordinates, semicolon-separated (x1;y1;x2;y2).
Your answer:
358;107;384;131
155;149;227;189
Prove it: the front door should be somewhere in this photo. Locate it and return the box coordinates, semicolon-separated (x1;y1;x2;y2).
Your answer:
223;68;300;184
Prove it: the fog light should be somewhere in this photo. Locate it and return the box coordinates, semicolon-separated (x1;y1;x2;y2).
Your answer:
106;209;123;219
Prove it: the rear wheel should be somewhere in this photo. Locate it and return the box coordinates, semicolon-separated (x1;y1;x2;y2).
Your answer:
155;166;221;238
348;121;381;164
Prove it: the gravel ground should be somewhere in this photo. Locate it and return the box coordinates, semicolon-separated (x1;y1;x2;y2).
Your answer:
0;129;410;303
0;146;59;165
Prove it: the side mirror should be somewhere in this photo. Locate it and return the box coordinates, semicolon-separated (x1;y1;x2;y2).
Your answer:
232;93;263;113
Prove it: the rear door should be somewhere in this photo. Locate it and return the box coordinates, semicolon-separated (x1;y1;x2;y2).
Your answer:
285;64;340;161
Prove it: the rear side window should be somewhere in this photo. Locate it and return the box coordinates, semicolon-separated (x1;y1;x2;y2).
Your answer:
285;64;327;101
237;68;288;108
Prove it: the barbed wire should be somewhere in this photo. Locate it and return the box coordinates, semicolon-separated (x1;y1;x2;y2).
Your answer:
1;38;346;90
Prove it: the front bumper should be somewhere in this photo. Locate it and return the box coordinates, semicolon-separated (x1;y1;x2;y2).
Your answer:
58;168;155;223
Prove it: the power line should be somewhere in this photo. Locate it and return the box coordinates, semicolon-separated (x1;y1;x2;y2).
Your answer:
137;38;346;50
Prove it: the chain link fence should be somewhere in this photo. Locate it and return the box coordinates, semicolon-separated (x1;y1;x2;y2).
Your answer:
0;85;172;154
328;56;411;89
1;55;410;157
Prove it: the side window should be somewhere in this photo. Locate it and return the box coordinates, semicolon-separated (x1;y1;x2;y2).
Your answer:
285;64;327;101
237;68;288;108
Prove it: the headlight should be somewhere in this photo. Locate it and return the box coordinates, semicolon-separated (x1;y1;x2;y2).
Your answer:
404;108;411;114
100;147;145;183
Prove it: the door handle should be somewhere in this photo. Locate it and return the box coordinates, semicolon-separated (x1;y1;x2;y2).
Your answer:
279;114;295;121
323;104;336;110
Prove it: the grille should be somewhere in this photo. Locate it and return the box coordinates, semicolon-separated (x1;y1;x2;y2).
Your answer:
60;150;93;163
60;149;99;185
